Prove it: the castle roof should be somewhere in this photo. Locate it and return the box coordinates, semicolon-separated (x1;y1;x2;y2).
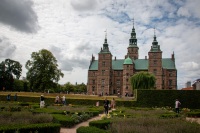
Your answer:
89;58;176;70
123;56;133;65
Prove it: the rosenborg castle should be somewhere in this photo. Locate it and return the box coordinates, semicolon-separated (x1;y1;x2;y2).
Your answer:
87;23;177;96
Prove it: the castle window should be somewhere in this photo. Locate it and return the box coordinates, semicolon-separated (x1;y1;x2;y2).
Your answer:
169;73;172;76
102;79;105;85
92;86;95;91
102;70;105;75
153;69;157;75
126;78;129;82
126;73;129;76
117;79;120;85
169;80;172;86
117;71;120;76
126;86;128;89
92;80;95;84
154;60;157;65
102;61;105;67
153;53;156;58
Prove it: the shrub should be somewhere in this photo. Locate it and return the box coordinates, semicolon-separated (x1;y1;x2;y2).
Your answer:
159;113;179;119
52;114;75;127
0;123;61;133
89;119;111;130
77;126;109;133
187;112;200;118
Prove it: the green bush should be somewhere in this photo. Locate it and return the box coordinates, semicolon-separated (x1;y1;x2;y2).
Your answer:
89;119;111;130
52;114;75;127
77;126;109;133
0;123;60;133
187;112;200;117
159;113;179;118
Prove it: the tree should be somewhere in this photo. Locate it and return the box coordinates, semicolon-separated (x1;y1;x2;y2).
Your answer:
25;49;64;91
130;71;156;90
0;59;22;90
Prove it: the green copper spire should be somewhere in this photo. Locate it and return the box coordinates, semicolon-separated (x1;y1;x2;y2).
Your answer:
129;19;138;48
99;30;110;53
150;27;161;52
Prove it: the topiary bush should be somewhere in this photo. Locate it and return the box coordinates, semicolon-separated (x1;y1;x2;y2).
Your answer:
77;126;109;133
89;119;111;130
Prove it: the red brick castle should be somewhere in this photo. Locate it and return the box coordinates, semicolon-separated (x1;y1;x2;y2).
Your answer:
87;23;177;96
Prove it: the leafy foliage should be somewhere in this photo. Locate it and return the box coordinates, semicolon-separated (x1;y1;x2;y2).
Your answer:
130;71;156;90
25;49;64;91
0;59;22;90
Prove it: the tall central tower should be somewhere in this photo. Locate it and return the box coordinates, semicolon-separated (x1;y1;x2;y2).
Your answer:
127;20;139;59
97;32;112;95
148;30;163;89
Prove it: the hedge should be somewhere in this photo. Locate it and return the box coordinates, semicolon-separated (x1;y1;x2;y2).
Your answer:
1;90;200;109
77;126;109;133
52;114;75;127
0;123;61;133
89;119;111;130
135;90;200;109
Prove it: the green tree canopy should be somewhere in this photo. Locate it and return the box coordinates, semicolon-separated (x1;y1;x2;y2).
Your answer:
130;71;156;90
25;49;64;91
0;59;22;90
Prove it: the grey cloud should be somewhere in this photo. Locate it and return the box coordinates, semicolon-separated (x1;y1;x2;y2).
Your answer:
0;36;16;58
70;0;97;11
61;58;89;71
0;0;39;33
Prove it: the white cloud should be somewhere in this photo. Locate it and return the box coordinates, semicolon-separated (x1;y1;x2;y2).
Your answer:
180;62;199;71
0;0;200;89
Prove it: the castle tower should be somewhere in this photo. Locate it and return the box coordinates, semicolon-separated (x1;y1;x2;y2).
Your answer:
148;29;163;89
97;31;112;95
127;19;139;60
123;56;134;96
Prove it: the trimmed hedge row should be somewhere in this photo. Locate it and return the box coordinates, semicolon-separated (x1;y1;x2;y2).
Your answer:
89;120;111;130
0;123;61;133
136;90;200;109
1;90;200;109
77;126;109;133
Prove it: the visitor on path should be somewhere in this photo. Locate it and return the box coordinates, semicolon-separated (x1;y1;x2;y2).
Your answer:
103;98;109;115
14;93;17;101
40;95;45;108
7;94;11;101
62;95;66;105
111;98;116;110
175;99;181;114
55;95;59;104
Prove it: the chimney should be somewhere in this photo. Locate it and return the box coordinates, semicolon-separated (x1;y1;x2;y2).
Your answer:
115;56;116;61
171;51;175;61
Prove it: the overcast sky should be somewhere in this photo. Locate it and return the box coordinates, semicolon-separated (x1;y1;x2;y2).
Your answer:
0;0;200;89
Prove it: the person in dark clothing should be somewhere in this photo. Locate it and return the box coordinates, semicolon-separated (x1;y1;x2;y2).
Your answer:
7;94;11;101
103;98;109;115
14;93;17;101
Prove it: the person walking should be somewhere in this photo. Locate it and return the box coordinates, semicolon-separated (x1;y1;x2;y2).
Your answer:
40;95;45;108
103;98;109;115
111;98;116;110
175;99;181;114
14;93;17;101
62;95;66;105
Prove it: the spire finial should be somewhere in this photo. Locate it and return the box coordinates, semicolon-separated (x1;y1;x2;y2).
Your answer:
105;29;107;39
154;26;156;37
133;18;134;26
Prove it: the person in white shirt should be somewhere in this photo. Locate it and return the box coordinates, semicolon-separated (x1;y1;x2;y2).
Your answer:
175;99;181;114
62;95;66;105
